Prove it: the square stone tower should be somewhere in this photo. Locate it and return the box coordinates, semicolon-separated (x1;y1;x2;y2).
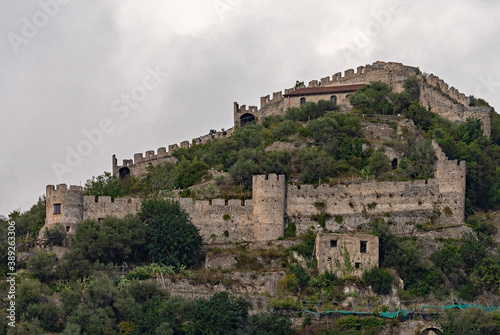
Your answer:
252;174;286;241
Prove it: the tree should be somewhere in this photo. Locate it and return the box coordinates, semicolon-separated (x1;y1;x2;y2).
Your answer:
139;198;202;267
185;292;251;335
366;149;391;178
28;250;58;282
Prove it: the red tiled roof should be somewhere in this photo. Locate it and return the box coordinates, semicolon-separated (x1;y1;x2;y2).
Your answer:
283;84;366;97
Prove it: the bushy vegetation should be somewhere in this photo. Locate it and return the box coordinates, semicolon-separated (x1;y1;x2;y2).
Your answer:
0;276;293;335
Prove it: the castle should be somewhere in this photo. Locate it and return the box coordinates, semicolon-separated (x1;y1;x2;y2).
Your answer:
41;61;488;257
111;61;490;182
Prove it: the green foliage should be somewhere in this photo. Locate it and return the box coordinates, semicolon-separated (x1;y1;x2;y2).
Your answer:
223;214;231;221
288;229;317;261
267;297;302;311
28;250;58;282
366;149;391;177
403;76;420;101
431;232;499;299
140;198;202;267
13;196;46;238
284;222;296;238
372;219;443;297
185;292;251;335
286;264;310;292
329;315;386;335
440;308;500;335
84;171;130;200
363;267;394;295
42;223;66;245
398;139;436;179
285;100;339;122
67;215;146;265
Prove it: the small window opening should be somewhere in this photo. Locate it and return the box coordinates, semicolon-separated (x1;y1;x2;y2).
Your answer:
66;226;70;233
330;240;337;248
360;241;367;253
54;203;61;214
327;257;332;262
355;262;360;269
391;158;398;170
300;97;306;105
330;95;337;104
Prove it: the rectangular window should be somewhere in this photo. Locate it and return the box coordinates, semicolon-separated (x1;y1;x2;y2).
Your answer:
360;241;367;253
330;240;337;248
54;203;61;214
355;262;360;269
66;226;70;233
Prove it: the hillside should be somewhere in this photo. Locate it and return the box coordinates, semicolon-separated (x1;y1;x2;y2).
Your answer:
3;74;500;334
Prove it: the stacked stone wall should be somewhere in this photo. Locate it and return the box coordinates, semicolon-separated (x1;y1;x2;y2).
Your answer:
177;198;254;243
113;128;234;178
82;196;142;221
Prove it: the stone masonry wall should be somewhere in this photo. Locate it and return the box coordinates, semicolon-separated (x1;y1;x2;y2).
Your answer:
315;232;379;276
44;141;464;244
113;128;235;178
287;144;465;236
83;196;142;221
43;184;83;237
252;174;286;241
235;61;491;137
176;198;254;243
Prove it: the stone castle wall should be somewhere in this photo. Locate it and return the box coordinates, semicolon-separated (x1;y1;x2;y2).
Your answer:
113;128;235;178
176;198;254;243
43;140;465;244
235;61;491;137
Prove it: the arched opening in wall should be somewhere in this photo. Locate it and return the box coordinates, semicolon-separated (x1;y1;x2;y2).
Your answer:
422;327;442;335
391;158;398;170
330;95;337;104
240;113;255;127
119;167;131;180
300;97;307;105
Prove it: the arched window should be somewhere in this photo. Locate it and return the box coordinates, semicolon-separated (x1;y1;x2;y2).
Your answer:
300;97;306;105
330;95;337;104
240;113;255;127
119;167;131;180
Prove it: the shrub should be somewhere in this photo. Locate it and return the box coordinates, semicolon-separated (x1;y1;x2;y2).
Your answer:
284;222;296;238
363;267;394;295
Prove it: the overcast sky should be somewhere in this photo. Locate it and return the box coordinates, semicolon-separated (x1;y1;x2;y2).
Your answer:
1;0;500;216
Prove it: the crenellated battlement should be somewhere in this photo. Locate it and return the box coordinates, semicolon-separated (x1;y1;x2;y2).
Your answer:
113;128;235;178
425;74;470;106
234;104;259;115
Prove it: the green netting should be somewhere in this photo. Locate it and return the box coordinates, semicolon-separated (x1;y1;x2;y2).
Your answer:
315;304;500;319
380;311;399;318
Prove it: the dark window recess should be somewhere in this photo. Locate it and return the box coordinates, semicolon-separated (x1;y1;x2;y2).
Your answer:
240;113;255;126
327;257;332;262
66;226;70;233
391;158;398;170
54;203;61;214
330;240;337;248
355;262;360;269
98;218;103;224
300;97;306;105
330;95;337;104
360;241;367;253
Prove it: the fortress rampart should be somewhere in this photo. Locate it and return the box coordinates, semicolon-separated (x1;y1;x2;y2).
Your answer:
234;61;492;137
42;143;466;243
113;128;235;178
